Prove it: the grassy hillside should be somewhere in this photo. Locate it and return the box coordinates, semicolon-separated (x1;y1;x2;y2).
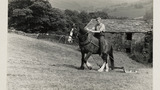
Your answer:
8;0;153;18
8;33;152;90
49;0;153;18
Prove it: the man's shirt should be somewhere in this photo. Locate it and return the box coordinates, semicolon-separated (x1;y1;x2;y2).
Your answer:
92;23;106;32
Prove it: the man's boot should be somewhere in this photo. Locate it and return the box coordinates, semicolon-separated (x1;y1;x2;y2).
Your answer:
99;37;104;57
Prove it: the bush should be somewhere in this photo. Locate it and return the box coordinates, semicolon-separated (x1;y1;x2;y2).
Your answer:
9;0;120;35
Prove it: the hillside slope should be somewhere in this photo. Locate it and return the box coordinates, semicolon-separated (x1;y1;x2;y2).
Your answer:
49;0;153;18
8;33;152;90
8;0;153;18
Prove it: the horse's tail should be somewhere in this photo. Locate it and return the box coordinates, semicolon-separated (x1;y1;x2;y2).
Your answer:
109;46;114;70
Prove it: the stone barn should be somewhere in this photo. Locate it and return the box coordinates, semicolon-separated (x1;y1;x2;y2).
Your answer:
85;19;152;63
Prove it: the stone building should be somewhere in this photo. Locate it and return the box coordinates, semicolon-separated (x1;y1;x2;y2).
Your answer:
85;19;152;63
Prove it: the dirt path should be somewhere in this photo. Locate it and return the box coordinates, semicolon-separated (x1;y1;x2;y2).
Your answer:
7;33;152;90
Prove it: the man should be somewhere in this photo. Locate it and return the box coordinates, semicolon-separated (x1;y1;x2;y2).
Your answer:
85;17;106;56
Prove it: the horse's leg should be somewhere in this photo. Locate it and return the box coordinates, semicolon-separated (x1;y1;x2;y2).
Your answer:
105;54;110;72
84;52;92;70
105;62;109;72
98;54;108;72
80;52;85;70
98;61;106;72
109;47;114;70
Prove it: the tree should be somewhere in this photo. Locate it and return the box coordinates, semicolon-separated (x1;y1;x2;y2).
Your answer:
49;8;67;34
64;10;80;25
64;9;79;17
8;0;111;35
78;11;90;25
8;0;57;33
28;0;53;33
89;11;109;19
9;8;33;32
8;0;33;17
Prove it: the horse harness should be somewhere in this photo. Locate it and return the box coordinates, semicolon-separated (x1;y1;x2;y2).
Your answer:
79;32;99;48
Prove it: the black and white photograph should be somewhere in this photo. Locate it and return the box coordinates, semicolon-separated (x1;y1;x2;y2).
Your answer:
1;0;160;90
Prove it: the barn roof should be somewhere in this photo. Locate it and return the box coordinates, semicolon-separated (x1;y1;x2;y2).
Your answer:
85;19;152;33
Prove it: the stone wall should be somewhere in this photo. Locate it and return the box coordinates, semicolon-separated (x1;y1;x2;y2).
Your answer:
104;32;153;63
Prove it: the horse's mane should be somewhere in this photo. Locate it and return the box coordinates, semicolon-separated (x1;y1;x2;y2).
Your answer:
77;24;88;35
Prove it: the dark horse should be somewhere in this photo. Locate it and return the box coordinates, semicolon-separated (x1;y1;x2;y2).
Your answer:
68;24;114;72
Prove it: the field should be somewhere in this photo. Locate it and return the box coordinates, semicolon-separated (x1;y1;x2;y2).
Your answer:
49;0;152;18
8;33;152;90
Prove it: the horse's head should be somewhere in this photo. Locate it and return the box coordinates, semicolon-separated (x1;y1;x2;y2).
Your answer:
68;24;88;43
68;28;76;43
68;25;79;43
